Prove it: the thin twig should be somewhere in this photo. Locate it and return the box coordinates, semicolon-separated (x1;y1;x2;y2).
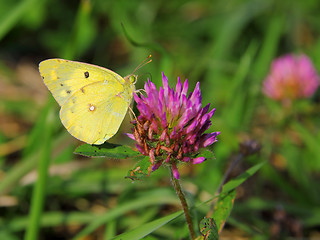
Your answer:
217;153;244;194
207;153;244;217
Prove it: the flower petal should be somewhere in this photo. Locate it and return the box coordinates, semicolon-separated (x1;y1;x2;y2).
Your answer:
192;157;205;164
175;77;182;96
152;161;162;171
201;132;220;147
172;163;180;179
124;133;135;140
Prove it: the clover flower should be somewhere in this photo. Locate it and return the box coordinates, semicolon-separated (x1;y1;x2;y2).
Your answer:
127;72;220;179
263;54;320;101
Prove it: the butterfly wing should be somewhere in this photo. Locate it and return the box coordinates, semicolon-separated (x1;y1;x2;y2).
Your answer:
39;59;134;144
39;59;125;106
60;81;132;144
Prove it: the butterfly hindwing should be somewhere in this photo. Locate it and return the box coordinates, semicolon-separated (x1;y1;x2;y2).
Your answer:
60;81;131;144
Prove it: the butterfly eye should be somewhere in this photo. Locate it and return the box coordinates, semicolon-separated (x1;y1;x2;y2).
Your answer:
129;75;137;84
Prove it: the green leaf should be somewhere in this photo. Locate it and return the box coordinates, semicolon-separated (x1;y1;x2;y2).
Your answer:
72;190;179;239
0;98;53;195
292;121;320;164
62;0;96;60
197;149;215;160
111;210;183;240
212;190;236;234
126;156;152;181
221;161;266;194
25;101;55;240
74;142;140;158
0;0;37;41
199;217;219;240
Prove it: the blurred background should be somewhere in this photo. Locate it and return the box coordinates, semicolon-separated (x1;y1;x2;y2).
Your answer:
1;0;320;239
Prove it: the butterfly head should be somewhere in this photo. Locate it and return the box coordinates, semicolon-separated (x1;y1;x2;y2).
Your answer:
124;74;138;84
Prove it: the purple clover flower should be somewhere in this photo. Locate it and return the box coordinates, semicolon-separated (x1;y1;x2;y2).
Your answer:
127;72;220;179
263;54;320;101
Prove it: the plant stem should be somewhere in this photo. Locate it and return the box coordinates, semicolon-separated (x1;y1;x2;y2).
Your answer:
169;165;196;240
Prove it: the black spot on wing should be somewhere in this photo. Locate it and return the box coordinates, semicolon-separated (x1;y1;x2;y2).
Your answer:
84;71;89;78
60;83;64;86
66;90;71;94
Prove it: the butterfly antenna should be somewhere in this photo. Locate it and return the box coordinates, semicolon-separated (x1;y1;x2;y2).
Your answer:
132;55;152;74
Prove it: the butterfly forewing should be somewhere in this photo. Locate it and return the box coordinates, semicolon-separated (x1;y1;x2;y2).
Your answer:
39;59;126;106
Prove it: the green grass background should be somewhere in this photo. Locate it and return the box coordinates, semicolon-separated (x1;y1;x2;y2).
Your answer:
0;0;320;239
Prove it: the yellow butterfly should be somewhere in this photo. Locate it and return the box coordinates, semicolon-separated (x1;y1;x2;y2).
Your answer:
39;57;151;145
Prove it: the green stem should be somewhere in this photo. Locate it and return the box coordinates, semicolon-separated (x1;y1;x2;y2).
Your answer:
24;108;53;240
169;165;196;240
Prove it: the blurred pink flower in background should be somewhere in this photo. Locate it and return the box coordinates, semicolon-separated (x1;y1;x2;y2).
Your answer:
262;54;320;101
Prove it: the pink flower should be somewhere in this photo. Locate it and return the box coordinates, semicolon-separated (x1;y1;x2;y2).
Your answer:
128;73;220;179
263;54;319;101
